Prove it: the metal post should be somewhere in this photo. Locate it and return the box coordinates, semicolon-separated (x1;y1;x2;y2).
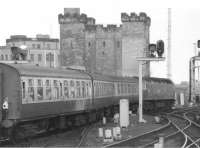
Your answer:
137;57;165;123
139;62;146;123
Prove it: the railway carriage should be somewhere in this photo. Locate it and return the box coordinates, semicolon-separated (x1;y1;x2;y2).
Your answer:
0;63;175;140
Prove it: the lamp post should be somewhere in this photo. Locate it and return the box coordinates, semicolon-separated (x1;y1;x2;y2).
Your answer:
136;57;165;123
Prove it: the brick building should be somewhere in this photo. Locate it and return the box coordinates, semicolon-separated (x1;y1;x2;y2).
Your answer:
58;8;151;77
3;34;60;67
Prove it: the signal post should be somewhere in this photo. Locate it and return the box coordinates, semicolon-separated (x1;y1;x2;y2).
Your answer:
136;57;165;123
137;41;165;123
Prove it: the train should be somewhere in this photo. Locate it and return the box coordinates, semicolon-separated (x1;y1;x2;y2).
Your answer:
0;63;175;140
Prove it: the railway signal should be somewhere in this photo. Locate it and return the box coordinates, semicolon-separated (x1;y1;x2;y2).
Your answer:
156;40;164;57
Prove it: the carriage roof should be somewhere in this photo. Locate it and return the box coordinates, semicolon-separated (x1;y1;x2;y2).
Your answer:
0;63;91;79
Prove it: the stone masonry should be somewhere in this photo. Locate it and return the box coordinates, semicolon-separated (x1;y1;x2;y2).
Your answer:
58;8;151;77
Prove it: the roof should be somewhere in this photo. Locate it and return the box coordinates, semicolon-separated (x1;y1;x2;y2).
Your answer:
143;77;174;84
0;63;91;79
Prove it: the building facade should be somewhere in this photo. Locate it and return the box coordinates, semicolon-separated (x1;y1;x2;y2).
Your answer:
58;8;151;77
4;34;60;67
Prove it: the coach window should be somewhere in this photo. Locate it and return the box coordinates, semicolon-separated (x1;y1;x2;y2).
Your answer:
81;81;86;98
1;55;4;60
28;79;34;102
45;80;51;100
76;81;81;98
64;80;69;99
117;83;121;94
101;83;103;96
5;55;8;60
86;82;89;97
37;79;43;101
21;81;26;103
30;54;34;61
121;83;124;94
53;80;59;100
60;81;63;98
70;80;75;98
97;82;100;96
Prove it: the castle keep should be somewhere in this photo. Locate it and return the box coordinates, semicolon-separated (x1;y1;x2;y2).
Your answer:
58;8;151;77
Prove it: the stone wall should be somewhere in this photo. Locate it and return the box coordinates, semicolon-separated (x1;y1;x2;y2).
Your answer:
58;8;150;77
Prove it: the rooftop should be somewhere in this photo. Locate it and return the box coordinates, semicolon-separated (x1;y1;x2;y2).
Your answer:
6;34;59;43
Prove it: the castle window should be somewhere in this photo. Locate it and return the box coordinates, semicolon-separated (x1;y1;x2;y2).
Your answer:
103;41;106;48
117;41;120;48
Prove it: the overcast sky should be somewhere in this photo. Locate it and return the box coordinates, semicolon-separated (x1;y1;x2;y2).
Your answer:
0;0;200;84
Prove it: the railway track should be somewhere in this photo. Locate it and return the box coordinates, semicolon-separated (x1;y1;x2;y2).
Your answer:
105;107;200;148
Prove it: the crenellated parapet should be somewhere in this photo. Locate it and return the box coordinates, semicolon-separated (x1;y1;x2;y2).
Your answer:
121;12;151;25
85;25;97;32
85;24;121;33
58;10;96;25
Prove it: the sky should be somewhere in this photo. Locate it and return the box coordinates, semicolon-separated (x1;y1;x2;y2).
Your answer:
0;0;200;84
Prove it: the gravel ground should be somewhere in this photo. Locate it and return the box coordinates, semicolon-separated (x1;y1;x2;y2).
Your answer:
84;115;166;147
5;114;165;147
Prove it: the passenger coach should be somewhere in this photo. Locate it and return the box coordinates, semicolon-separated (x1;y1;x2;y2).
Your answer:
0;63;175;140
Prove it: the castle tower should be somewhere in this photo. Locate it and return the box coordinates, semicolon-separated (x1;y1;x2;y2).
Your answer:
121;12;151;77
58;8;95;69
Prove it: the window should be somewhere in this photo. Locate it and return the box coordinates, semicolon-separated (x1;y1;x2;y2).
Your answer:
64;80;69;98
37;79;43;101
37;44;41;49
51;54;54;61
60;82;63;97
103;41;106;48
47;44;50;49
38;54;42;62
5;55;8;60
76;81;81;97
32;44;35;48
81;81;86;97
86;82;89;97
45;80;51;100
53;80;59;100
22;81;26;103
28;79;34;102
46;53;54;61
30;54;34;61
118;83;121;94
70;80;75;98
1;55;4;60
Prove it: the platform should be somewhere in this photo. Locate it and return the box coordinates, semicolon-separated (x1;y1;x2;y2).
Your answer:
84;114;167;147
